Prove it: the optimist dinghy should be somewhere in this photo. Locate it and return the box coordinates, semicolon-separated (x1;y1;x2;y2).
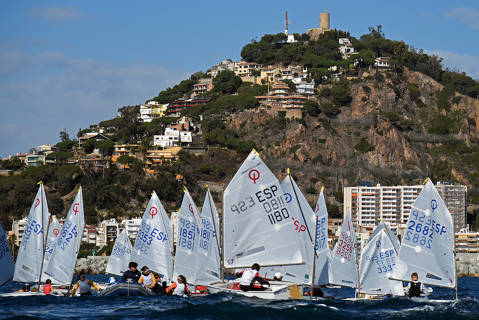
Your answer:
208;150;305;300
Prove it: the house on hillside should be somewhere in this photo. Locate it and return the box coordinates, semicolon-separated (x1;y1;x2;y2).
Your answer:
210;59;235;78
153;128;192;148
139;101;168;123
78;133;110;147
255;82;306;110
168;98;210;116
374;57;391;68
192;78;214;97
234;61;262;77
339;38;355;59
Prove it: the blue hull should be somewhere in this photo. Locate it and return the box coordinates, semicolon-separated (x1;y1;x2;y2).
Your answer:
100;283;154;296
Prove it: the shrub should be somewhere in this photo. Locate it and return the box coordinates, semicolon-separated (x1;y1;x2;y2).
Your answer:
354;138;374;153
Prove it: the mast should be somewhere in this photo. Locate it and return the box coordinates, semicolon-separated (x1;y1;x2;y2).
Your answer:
453;223;458;300
310;213;319;300
36;182;50;289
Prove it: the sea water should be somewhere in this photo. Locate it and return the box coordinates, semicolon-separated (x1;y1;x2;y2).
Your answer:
0;275;478;319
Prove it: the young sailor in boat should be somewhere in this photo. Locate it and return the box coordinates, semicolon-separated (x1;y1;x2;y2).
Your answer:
122;262;141;283
70;272;102;297
237;263;270;291
42;279;53;295
152;273;167;295
166;275;192;297
18;284;31;292
138;266;156;290
407;272;427;298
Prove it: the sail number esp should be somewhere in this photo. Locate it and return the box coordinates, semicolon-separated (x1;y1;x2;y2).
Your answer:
230;185;290;225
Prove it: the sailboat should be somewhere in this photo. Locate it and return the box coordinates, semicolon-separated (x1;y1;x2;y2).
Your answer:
312;187;331;287
0;225;14;286
195;189;221;286
208;150;304;299
130;191;174;282
262;172;316;286
357;222;404;298
13;182;50;285
173;187;202;285
328;209;358;290
105;229;132;276
41;216;61;282
45;187;85;285
390;178;457;301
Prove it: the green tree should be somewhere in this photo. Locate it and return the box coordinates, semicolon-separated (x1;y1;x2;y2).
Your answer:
303;100;321;116
213;71;242;94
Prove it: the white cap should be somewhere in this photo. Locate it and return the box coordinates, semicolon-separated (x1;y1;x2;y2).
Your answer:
274;272;283;279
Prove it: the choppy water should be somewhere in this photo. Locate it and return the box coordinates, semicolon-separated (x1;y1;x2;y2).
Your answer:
0;276;478;319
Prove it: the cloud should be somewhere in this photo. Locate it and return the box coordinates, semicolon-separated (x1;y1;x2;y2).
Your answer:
445;7;479;30
428;50;479;80
28;7;81;23
0;49;187;157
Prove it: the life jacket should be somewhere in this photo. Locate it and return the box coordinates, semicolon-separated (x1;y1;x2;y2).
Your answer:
409;281;422;298
142;273;154;287
79;279;92;294
239;269;258;286
173;283;190;296
43;283;52;295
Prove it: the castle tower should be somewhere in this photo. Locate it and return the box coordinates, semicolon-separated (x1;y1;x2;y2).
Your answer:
319;12;330;30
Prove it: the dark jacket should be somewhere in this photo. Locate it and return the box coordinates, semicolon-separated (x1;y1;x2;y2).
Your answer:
122;269;141;282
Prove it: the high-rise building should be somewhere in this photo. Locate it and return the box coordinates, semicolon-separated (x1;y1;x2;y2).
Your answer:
344;182;467;232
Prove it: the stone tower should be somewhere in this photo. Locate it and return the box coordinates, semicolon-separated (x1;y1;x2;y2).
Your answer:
307;11;331;41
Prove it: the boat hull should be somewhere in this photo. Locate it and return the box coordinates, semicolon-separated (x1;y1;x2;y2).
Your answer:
99;282;154;296
207;281;293;300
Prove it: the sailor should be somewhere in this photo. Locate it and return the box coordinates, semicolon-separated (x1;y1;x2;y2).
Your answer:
42;279;53;295
152;273;167;295
70;272;102;297
18;284;31;292
407;272;426;298
166;275;192;297
273;272;283;281
138;266;156;290
237;263;270;291
122;261;141;283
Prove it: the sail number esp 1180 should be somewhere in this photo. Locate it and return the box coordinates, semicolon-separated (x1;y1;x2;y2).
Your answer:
230;185;290;225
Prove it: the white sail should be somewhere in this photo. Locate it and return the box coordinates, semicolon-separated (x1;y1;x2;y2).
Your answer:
106;229;132;276
370;221;400;254
359;222;404;296
328;210;358;288
391;179;456;288
45;188;85;284
0;225;14;286
263;175;315;284
313;187;331;286
13;183;50;283
196;189;221;285
223;150;303;269
131;191;173;281
41;216;61;282
173;188;202;284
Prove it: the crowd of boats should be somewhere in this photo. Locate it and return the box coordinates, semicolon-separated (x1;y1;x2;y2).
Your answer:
0;150;458;301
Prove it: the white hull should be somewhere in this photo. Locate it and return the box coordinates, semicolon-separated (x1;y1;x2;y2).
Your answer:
207;281;292;300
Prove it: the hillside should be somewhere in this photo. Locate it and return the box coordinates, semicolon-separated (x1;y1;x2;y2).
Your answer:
1;27;479;230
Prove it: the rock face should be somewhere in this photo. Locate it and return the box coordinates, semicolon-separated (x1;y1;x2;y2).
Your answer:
75;256;109;274
225;68;479;214
457;253;479;277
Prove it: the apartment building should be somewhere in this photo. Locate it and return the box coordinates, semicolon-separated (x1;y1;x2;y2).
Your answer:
121;218;142;240
344;182;467;232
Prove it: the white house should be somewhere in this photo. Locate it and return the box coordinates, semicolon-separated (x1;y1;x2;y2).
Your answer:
153;128;192;148
121;218;142;240
339;38;355;59
295;81;315;96
374;57;391;68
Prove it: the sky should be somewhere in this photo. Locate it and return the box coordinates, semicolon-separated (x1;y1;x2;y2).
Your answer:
1;0;478;158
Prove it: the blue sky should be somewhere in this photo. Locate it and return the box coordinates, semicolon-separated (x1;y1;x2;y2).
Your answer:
1;0;478;158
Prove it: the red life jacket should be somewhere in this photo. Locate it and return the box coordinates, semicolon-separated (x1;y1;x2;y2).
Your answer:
43;283;52;295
